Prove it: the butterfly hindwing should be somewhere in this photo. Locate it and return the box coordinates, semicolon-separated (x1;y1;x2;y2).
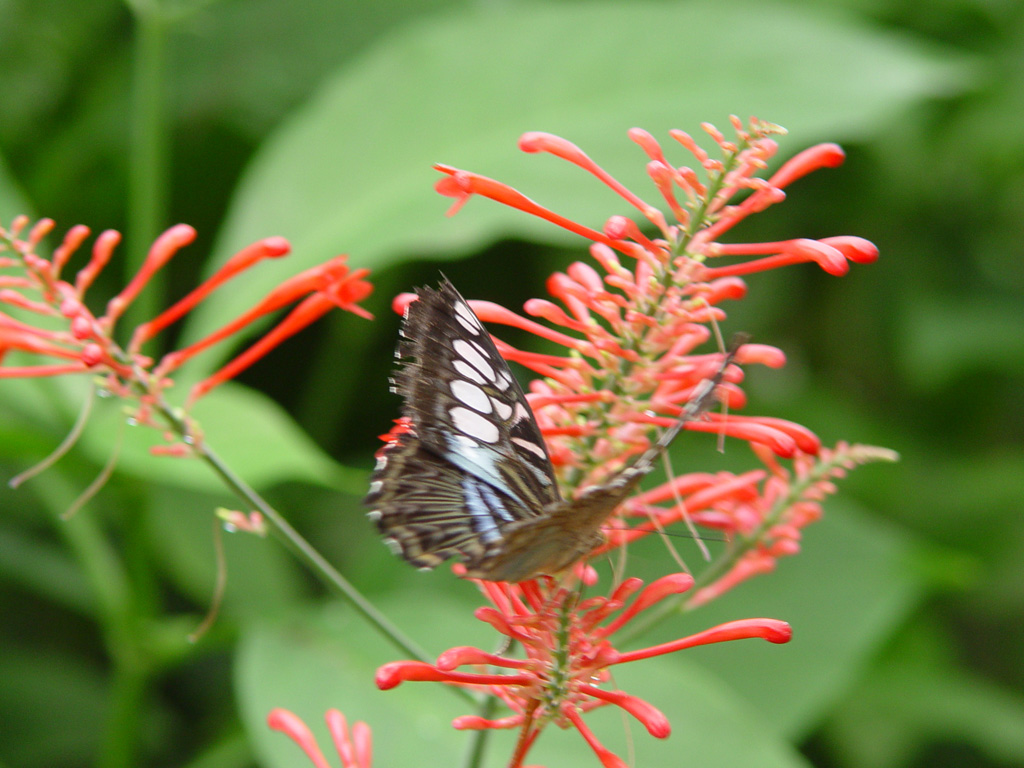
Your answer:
367;431;528;570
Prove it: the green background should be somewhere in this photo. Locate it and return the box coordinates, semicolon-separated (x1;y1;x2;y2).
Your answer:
1;1;1022;767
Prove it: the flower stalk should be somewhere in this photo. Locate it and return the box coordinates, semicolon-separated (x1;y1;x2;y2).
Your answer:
378;576;792;767
0;217;436;666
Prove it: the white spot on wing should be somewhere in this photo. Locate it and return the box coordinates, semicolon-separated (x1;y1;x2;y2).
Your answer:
450;406;500;443
512;402;531;423
449;435;500;477
454;300;482;334
451;379;492;413
366;510;382;522
493;398;513;421
454;339;495;381
368;480;383;494
512;437;548;460
454;359;486;385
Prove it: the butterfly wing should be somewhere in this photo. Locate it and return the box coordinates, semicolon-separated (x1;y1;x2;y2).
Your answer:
366;279;561;575
459;339;743;581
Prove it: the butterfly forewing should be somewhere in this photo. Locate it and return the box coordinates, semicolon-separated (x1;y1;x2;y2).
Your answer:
367;280;560;574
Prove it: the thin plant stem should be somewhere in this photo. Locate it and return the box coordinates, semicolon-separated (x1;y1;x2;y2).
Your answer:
616;447;881;644
126;0;169;330
460;694;499;768
177;407;435;665
99;660;149;768
8;383;96;489
131;380;469;694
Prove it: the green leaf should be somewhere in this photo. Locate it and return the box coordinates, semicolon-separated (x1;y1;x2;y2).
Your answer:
901;294;1024;388
676;501;929;739
72;380;359;493
237;598;471;768
0;150;33;221
0;645;106;768
144;487;305;620
170;0;461;139
825;618;1024;768
528;654;812;768
184;0;976;352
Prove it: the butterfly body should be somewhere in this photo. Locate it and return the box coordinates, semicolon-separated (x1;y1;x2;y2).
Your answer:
365;279;731;583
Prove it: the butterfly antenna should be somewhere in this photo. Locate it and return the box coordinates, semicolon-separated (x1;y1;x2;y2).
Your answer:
660;448;709;563
698;300;739;454
643;332;747;563
608;533;630;587
651;331;746;452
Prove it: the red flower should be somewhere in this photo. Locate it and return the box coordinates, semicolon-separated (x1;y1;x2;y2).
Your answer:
377;576;791;767
426;119;894;592
268;708;372;768
375;120;895;766
0;216;373;440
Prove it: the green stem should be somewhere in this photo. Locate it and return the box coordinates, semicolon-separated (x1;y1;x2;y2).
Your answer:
559;138;751;489
126;0;169;331
460;695;498;768
98;659;149;768
181;417;434;664
31;471;150;768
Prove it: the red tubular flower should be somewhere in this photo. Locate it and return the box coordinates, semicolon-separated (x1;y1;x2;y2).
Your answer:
268;708;372;768
104;224;197;326
129;236;291;350
423;119;896;593
183;263;373;406
0;217;373;462
378;576;791;767
378;124;896;767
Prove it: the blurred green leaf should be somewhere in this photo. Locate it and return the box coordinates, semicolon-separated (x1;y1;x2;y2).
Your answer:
528;654;813;768
0;151;33;221
0;645;107;768
70;380;360;493
671;501;929;738
144;487;305;620
0;525;93;614
237;599;470;768
185;0;976;353
900;295;1024;389
171;0;461;138
0;0;121;149
824;617;1024;768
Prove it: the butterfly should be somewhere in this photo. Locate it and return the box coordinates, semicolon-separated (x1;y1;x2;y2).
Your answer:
365;278;738;583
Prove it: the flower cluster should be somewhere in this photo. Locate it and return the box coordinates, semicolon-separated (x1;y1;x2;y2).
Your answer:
0;216;373;454
378;576;791;767
428;117;893;594
370;119;896;767
0;116;891;768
